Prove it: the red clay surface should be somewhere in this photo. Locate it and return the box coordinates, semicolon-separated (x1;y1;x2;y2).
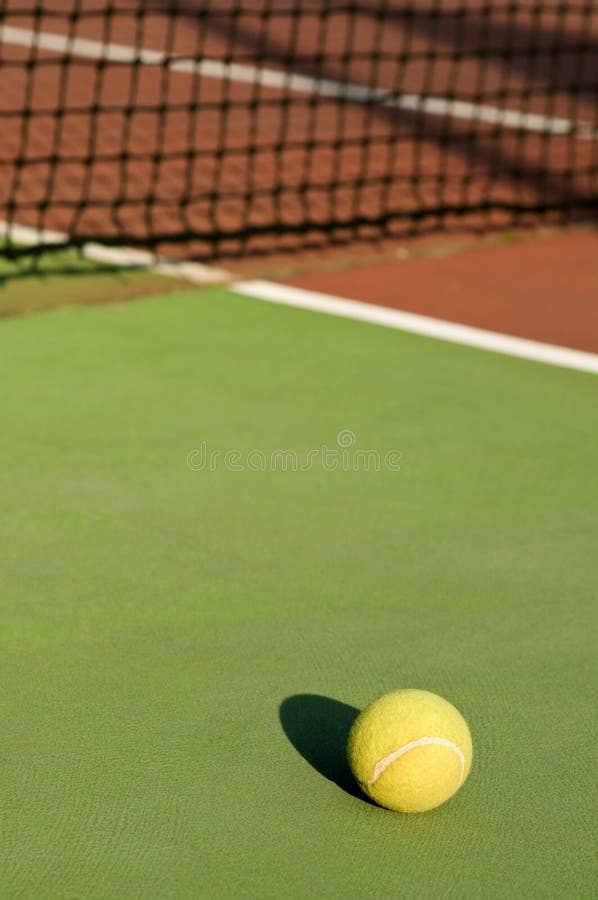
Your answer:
283;228;598;353
1;1;597;258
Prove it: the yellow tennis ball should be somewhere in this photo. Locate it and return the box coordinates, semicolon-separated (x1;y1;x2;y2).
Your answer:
347;689;472;813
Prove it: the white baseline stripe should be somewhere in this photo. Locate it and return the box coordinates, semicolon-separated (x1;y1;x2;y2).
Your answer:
368;736;466;787
0;220;231;283
231;280;598;375
0;25;595;138
3;218;595;374
0;220;67;247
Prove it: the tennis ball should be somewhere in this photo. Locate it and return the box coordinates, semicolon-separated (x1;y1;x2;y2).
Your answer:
347;689;472;813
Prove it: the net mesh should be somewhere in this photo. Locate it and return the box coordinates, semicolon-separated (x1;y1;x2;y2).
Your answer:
1;1;597;258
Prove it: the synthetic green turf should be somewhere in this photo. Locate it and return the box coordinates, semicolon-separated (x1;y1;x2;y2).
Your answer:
1;289;597;899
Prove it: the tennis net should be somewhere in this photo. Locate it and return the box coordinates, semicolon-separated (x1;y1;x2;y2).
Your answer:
1;1;597;258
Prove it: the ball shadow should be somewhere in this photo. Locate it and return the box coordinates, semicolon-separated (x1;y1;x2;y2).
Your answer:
279;694;370;802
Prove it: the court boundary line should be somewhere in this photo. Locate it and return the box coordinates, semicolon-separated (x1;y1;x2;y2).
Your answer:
229;279;598;375
2;219;597;375
1;25;595;138
0;221;231;284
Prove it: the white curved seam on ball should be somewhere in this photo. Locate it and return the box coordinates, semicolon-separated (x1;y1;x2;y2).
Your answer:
367;736;465;787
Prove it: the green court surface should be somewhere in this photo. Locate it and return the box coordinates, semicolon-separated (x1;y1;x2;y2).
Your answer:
1;288;596;899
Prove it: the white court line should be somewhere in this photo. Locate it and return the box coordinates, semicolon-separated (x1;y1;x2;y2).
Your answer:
230;280;598;375
0;221;67;247
0;25;595;138
0;220;231;283
4;219;597;374
3;218;596;373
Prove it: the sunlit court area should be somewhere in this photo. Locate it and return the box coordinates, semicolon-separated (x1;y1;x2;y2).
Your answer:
1;3;597;898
